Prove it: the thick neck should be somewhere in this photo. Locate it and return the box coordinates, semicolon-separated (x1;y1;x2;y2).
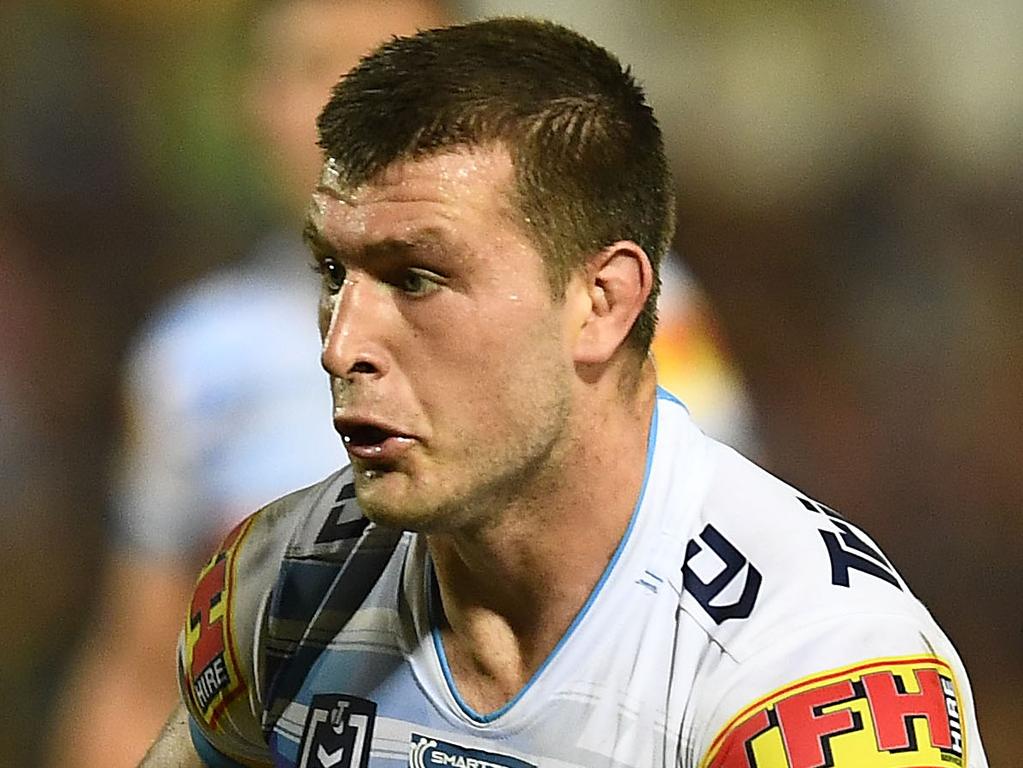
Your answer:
425;362;657;706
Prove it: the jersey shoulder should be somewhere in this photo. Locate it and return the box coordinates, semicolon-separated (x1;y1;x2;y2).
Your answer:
259;471;409;738
178;469;348;765
674;440;989;767
681;439;934;660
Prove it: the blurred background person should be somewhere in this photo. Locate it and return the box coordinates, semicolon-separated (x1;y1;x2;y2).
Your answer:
44;2;450;767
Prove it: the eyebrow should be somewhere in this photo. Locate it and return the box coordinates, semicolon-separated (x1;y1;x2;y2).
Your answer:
302;219;454;261
302;217;329;251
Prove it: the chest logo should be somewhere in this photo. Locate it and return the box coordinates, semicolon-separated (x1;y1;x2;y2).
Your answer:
297;694;377;768
409;734;536;768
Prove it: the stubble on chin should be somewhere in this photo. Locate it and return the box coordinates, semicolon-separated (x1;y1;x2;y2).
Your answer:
351;467;447;532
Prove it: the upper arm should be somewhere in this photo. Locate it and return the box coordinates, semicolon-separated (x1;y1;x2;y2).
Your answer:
138;703;205;768
139;702;274;768
177;501;297;767
692;614;988;768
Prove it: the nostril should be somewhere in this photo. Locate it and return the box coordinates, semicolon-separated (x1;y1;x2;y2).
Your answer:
349;360;377;375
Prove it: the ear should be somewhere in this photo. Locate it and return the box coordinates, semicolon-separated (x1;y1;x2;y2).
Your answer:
571;241;654;365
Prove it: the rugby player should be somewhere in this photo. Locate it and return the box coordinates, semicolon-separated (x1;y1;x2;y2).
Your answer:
141;18;989;768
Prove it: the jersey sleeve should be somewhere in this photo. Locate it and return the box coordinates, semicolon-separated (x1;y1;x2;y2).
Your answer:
176;494;299;767
691;612;989;768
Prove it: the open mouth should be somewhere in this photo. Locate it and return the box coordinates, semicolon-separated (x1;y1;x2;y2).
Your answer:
336;419;416;462
342;424;395;448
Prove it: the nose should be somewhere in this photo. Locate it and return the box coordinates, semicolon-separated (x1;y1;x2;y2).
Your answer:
321;275;389;381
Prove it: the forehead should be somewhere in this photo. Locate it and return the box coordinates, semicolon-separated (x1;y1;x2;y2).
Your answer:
308;146;520;241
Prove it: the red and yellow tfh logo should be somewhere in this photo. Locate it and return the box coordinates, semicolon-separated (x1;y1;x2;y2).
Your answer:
703;656;965;768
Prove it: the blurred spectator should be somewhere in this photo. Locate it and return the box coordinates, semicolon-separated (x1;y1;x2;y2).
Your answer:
45;2;450;767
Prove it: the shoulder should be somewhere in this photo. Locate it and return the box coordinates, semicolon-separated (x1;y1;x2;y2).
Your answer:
177;470;347;764
677;438;935;658
690;626;984;768
661;435;989;766
650;394;928;647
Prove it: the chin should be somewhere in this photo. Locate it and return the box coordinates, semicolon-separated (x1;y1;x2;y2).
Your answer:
352;470;447;532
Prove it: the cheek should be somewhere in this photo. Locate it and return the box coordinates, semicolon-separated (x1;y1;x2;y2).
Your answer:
445;296;545;361
434;300;566;400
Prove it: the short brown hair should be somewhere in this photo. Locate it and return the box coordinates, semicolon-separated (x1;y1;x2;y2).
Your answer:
317;17;675;353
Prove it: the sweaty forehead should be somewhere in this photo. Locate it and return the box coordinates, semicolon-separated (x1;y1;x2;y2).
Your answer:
315;145;516;206
306;146;524;248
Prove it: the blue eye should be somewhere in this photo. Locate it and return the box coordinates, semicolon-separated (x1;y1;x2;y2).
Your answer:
401;272;427;293
398;270;442;296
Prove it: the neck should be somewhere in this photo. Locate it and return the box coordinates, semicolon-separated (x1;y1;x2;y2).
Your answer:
425;362;657;705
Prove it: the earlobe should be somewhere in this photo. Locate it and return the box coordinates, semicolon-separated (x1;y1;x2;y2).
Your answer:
573;241;653;365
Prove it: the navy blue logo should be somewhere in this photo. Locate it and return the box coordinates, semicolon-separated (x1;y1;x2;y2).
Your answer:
682;523;762;623
297;694;376;768
409;734;536;768
316;483;369;544
797;496;902;590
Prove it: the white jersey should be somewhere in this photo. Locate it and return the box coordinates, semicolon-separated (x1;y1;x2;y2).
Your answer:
179;389;988;768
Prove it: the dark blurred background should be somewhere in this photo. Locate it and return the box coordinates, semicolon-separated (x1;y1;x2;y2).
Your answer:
1;1;1019;765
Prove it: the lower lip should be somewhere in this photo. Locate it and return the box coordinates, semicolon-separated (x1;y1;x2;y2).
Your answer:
344;435;416;462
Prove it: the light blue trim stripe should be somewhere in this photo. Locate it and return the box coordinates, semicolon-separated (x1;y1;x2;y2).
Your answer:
656;384;687;409
188;717;251;768
430;396;661;723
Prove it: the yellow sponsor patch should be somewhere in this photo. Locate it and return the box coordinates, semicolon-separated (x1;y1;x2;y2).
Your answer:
183;517;254;729
701;655;966;768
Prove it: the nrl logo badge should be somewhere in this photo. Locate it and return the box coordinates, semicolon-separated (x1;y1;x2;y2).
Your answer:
297;694;377;768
